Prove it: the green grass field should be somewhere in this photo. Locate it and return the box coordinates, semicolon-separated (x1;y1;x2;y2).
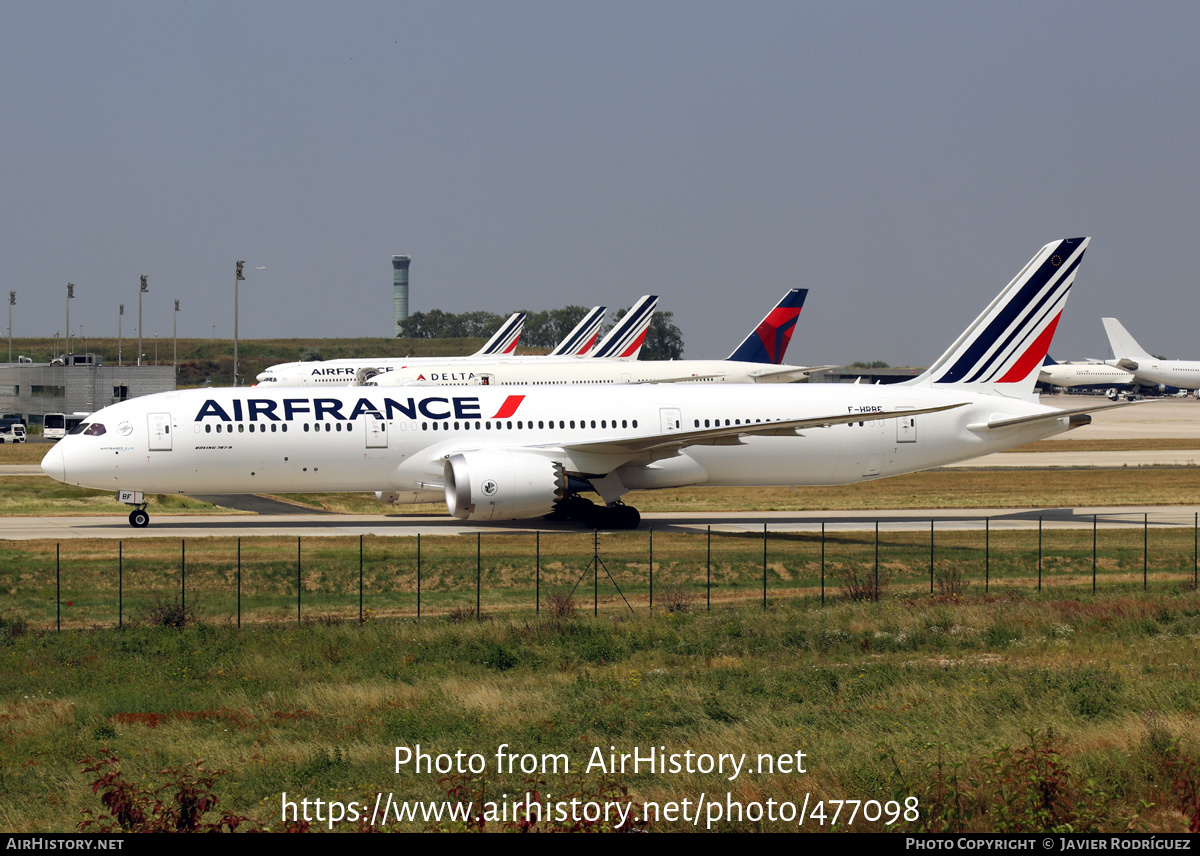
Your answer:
1;587;1198;832
4;449;1200;832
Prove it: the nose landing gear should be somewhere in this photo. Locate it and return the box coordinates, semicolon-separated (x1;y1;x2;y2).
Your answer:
128;506;150;528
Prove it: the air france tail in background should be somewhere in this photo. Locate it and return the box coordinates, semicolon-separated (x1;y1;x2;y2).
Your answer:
906;237;1089;400
590;295;658;360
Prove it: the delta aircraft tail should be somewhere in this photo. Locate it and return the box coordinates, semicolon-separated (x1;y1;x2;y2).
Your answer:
905;237;1089;400
725;288;808;364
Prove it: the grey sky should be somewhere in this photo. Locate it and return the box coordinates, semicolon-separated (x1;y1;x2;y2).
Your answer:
3;2;1198;366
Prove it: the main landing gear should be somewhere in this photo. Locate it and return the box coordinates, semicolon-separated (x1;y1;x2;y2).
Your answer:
128;506;150;528
545;495;641;530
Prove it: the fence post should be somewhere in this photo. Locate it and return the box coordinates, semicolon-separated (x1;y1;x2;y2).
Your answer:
593;529;599;617
296;536;301;626
762;522;767;610
985;517;989;593
1092;514;1097;595
477;532;482;621
706;525;711;613
536;531;540;616
359;534;363;624
1144;512;1148;591
1195;512;1198;590
417;533;422;622
649;528;654;612
118;541;123;630
181;539;186;614
820;521;825;606
237;538;242;629
929;520;934;594
1037;516;1042;593
56;543;60;633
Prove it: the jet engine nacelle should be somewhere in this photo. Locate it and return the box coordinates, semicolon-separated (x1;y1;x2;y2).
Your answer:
444;451;565;520
356;367;381;385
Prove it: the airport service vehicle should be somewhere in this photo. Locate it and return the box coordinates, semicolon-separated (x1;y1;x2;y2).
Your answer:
0;421;25;443
367;288;816;387
43;237;1117;530
1102;317;1200;392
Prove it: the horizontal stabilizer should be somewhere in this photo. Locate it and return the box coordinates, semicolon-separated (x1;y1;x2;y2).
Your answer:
970;400;1145;432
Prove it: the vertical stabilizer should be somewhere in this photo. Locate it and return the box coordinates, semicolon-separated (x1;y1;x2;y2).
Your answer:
591;296;658;360
548;306;607;357
473;312;526;356
725;288;808;364
904;237;1089;400
1101;317;1154;363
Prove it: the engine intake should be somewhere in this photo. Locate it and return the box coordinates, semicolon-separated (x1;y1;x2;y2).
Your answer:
444;451;566;520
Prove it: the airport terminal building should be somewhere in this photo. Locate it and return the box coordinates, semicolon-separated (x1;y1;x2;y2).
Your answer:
0;356;175;424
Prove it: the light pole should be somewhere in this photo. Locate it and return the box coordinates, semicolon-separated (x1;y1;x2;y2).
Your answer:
8;291;14;364
155;333;159;366
137;276;147;366
66;283;75;359
234;261;245;385
118;304;124;366
80;324;86;356
173;299;179;371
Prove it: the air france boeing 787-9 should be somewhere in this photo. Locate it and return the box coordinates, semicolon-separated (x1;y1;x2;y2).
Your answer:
44;238;1117;529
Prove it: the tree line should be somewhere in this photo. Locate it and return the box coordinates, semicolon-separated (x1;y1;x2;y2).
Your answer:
399;305;685;360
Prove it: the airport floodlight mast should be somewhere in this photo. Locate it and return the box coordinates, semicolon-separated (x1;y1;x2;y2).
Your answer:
8;291;14;364
174;299;180;370
66;283;74;359
234;261;245;386
138;276;148;366
118;304;124;366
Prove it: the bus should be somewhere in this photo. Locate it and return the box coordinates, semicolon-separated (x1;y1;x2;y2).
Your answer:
44;412;91;441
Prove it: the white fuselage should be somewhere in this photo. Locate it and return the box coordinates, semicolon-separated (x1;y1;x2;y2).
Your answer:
258;357;809;387
1105;359;1200;391
44;384;1074;509
1039;362;1134;389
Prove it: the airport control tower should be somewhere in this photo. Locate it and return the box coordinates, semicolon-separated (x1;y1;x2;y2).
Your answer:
392;254;410;337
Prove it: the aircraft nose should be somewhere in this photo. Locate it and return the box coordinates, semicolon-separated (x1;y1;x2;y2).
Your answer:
41;444;65;483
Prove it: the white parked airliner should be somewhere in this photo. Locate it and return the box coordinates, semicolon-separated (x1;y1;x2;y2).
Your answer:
44;237;1118;530
255;298;651;387
367;288;817;387
1102;317;1200;391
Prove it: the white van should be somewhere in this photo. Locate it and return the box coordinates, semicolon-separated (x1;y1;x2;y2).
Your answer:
0;422;26;443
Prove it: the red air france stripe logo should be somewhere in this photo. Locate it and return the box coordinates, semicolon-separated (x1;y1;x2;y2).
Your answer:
618;329;649;358
998;312;1062;383
491;394;526;419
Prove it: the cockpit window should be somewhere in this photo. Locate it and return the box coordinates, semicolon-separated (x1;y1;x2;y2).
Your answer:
83;423;106;436
68;422;90;435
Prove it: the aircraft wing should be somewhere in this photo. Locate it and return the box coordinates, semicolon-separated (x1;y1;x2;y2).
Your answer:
561;402;968;458
745;364;839;382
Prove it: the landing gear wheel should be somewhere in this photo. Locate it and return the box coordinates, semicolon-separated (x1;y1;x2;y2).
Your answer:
545;494;597;522
128;508;150;528
610;503;641;530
